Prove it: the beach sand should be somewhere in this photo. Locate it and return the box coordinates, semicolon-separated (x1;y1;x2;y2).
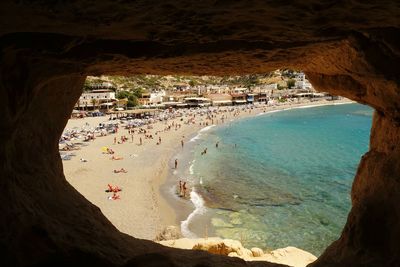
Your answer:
63;115;197;239
63;98;354;241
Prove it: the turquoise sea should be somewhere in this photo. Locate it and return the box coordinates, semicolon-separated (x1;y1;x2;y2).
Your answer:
171;103;373;256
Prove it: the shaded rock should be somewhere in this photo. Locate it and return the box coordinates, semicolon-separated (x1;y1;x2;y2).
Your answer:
251;247;264;257
161;237;316;267
154;226;182;241
243;248;254;258
192;238;247;257
228;252;239;258
265;247;317;267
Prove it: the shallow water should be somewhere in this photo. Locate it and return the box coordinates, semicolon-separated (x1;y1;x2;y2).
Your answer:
172;103;373;255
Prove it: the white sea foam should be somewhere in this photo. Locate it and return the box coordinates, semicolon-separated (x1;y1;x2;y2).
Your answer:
189;164;194;175
292;101;353;110
256;102;354;117
199;125;215;133
296;103;329;109
190;125;215;142
180;188;206;238
333;101;355;106
190;133;201;142
256;109;286;116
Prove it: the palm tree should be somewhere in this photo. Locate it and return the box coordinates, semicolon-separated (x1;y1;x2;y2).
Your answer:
91;98;99;110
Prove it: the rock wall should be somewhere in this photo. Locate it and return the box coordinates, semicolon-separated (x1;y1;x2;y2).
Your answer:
1;1;400;266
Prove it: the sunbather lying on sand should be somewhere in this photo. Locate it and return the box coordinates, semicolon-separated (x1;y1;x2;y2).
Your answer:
113;168;127;173
106;148;114;154
110;156;123;160
60;144;80;151
105;184;122;193
108;192;120;200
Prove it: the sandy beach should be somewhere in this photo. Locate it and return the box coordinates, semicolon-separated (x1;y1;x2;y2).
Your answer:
63;98;354;241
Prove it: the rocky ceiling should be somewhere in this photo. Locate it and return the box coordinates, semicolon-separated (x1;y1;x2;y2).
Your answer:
1;0;400;266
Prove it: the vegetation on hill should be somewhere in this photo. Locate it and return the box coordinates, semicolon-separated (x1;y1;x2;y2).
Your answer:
84;69;301;93
116;89;143;107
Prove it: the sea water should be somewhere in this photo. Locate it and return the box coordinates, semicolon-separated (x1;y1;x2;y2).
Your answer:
178;103;373;256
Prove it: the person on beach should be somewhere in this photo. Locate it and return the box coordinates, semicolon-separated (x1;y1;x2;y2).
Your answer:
182;182;187;198
216;142;219;148
109;192;120;200
179;180;183;196
181;139;184;148
113;168;128;173
114;137;117;145
140;137;142;145
106;184;122;193
159;136;162;144
175;159;178;169
131;134;134;143
111;156;123;160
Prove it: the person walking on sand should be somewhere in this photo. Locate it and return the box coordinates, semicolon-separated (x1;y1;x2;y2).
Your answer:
140;137;142;145
179;180;183;196
181;139;184;148
114;137;117;145
159;136;162;144
131;134;134;143
175;159;178;169
182;182;187;198
216;141;219;148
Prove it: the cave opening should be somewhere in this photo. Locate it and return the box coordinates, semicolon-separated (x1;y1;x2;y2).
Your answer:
1;6;399;264
59;71;373;265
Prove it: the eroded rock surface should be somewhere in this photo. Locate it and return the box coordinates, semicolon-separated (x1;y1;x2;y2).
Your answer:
0;1;400;266
160;237;317;267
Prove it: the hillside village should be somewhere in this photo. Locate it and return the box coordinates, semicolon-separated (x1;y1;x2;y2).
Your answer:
75;70;334;112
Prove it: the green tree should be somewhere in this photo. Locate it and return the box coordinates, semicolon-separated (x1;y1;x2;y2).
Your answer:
116;90;130;99
277;84;285;90
82;81;92;92
132;87;144;98
127;95;138;107
287;79;296;89
91;98;99;109
116;90;140;107
242;75;259;88
189;80;197;87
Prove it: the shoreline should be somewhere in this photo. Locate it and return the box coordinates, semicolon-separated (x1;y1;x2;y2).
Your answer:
160;98;356;240
62;98;354;243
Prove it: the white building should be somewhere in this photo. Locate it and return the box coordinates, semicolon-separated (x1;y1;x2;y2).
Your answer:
139;90;166;106
295;73;313;90
76;89;116;109
231;87;248;94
